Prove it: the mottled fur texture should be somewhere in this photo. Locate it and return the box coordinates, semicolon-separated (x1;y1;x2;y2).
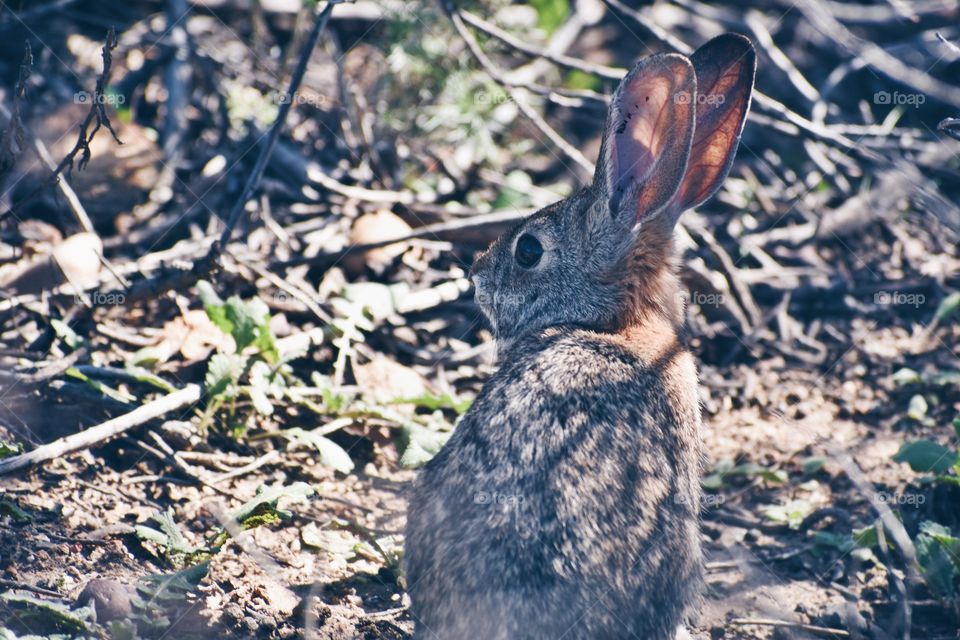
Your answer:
405;34;756;640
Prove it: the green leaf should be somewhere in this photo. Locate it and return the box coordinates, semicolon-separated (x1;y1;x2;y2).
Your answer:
249;362;278;416
492;170;534;210
50;319;83;349
852;524;879;548
0;441;22;459
701;474;724;490
0;500;31;522
205;353;247;398
731;462;788;484
135;510;207;564
931;370;960;386
398;423;450;469
223;482;315;541
197;281;230;334
916;521;960;596
907;394;928;421
530;0;570;34
890;367;921;386
813;531;854;553
225;296;263;350
802;456;827;475
122;365;176;393
761;499;813;529
0;592;91;633
139;562;209;601
391;392;473;415
66;367;135;404
107;619;138;640
893;440;957;473
565;69;602;92
934;291;960;323
130;345;169;368
283;428;355;474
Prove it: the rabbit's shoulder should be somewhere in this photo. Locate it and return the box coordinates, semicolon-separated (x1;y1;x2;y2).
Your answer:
455;324;694;448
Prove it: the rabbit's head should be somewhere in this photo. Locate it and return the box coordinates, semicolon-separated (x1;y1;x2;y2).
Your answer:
470;35;756;346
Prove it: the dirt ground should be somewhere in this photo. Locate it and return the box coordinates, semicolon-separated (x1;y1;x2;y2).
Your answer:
3;323;959;638
1;0;960;638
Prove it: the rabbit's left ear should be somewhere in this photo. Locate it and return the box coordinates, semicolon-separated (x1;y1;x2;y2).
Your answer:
663;34;756;222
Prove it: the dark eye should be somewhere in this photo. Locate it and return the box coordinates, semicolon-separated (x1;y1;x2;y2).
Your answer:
514;233;543;269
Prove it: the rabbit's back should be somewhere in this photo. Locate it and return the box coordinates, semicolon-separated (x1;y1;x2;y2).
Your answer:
405;323;703;640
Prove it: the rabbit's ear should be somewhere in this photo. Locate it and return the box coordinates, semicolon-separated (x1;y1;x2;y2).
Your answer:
664;34;756;219
592;54;696;225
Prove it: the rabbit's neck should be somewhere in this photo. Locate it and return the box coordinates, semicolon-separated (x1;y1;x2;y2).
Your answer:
621;228;685;333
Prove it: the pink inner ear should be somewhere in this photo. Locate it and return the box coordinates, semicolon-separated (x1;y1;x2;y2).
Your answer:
667;35;756;214
606;58;695;223
614;74;675;192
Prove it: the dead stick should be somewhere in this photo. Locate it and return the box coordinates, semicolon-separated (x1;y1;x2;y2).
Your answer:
730;618;850;638
440;0;595;174
0;384;201;475
210;0;341;255
272;207;535;269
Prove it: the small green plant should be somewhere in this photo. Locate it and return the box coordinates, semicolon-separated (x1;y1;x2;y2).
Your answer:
893;419;960;483
0;440;22;458
702;459;788;490
134;482;315;568
761;498;814;529
916;521;960;598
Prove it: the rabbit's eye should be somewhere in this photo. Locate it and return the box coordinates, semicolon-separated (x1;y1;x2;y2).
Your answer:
514;233;543;268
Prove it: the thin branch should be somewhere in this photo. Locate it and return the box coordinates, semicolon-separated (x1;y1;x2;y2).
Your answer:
210;0;342;255
0;384;202;475
439;0;595;175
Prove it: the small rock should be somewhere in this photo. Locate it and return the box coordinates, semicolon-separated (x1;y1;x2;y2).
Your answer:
77;578;135;622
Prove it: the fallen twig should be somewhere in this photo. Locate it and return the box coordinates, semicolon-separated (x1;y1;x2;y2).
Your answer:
210;0;342;256
730;618;850;638
0;384;202;475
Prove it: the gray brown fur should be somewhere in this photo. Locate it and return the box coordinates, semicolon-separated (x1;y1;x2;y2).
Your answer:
405;34;756;640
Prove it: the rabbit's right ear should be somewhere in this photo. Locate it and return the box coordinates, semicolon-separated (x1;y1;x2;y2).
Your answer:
592;54;696;226
663;34;756;220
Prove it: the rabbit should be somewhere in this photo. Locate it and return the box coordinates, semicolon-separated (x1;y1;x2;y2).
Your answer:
405;34;756;640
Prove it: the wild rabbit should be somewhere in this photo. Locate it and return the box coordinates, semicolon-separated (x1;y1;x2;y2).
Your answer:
405;34;756;640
